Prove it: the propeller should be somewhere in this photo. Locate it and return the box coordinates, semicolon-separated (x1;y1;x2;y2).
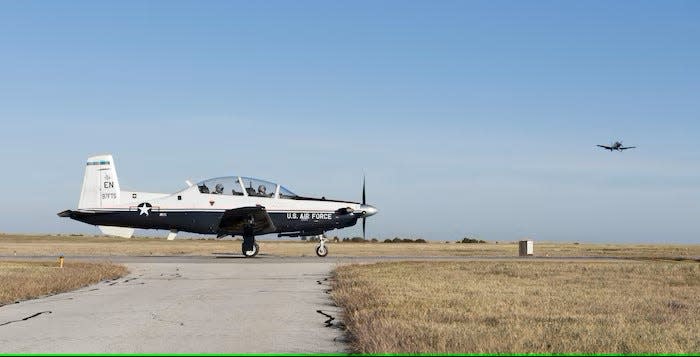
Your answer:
356;175;378;239
362;175;366;239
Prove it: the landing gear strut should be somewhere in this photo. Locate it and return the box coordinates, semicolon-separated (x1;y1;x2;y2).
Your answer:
242;221;259;258
315;235;328;257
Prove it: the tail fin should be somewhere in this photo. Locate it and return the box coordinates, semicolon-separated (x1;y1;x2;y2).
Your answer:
78;154;121;209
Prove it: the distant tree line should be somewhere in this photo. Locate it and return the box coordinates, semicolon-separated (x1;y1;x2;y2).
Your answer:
459;237;486;243
312;236;427;243
343;237;378;243
303;236;485;244
383;237;427;243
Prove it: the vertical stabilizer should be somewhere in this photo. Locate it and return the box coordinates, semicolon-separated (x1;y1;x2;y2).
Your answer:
78;154;121;209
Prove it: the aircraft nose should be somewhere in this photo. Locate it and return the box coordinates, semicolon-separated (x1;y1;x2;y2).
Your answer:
360;204;378;217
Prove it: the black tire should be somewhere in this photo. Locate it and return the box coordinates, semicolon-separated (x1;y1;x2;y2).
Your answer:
242;242;259;257
315;245;328;257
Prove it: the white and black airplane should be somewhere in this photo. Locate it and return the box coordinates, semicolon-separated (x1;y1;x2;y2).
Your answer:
597;141;636;152
58;154;378;257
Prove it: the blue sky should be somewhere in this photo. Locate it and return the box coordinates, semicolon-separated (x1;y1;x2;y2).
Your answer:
0;1;699;243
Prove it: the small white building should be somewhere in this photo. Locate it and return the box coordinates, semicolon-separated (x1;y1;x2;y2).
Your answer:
519;240;534;256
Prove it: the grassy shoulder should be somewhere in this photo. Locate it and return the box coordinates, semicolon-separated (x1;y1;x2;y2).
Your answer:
1;234;698;259
331;261;700;354
0;260;128;306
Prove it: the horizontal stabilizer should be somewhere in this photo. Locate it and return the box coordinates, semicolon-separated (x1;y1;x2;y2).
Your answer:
98;225;135;239
57;210;73;218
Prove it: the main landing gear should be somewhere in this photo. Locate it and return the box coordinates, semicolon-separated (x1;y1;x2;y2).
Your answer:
242;221;259;258
242;240;259;257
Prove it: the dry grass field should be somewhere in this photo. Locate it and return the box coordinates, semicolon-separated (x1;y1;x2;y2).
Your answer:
1;234;698;259
332;261;700;354
0;260;128;306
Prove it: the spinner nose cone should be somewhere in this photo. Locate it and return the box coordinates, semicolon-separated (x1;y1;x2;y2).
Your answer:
360;204;378;217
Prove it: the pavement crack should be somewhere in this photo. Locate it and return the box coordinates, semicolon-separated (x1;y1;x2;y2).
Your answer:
316;309;335;327
158;272;182;280
0;311;52;327
105;278;120;286
151;312;184;326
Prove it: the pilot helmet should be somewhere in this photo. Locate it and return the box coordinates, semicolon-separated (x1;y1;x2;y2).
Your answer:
258;185;266;194
215;183;224;193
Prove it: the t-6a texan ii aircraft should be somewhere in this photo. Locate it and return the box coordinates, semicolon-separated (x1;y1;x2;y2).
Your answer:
58;154;378;257
597;141;636;151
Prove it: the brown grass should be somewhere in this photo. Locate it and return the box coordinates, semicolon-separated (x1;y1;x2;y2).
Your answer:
1;234;698;259
0;260;128;306
332;261;700;354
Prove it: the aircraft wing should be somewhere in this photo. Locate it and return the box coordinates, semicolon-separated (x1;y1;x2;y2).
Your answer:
597;145;613;150
218;206;276;235
620;146;636;150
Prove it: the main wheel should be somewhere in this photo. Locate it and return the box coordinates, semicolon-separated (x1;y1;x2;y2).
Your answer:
242;242;259;257
315;244;328;257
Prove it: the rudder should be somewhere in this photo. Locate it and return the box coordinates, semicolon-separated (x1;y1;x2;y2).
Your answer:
78;154;121;209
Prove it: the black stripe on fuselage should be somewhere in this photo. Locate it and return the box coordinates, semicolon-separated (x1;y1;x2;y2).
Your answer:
66;210;358;235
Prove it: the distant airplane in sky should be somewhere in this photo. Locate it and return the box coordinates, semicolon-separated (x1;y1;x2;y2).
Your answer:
597;141;636;152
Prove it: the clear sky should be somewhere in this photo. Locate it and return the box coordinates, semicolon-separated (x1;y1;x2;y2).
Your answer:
1;1;698;243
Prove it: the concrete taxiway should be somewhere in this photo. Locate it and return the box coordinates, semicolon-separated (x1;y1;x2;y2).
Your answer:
0;254;637;353
0;258;345;353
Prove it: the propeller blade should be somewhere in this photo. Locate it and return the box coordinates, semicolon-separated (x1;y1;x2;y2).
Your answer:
363;217;366;240
361;175;367;239
362;175;366;205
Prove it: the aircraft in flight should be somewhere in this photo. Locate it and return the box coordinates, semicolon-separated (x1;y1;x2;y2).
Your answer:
597;141;636;151
58;154;378;257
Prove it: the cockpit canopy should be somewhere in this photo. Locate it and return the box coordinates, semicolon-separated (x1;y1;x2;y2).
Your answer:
196;176;297;199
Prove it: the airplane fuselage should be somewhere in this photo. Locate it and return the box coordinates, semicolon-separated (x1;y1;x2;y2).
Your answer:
63;183;369;237
59;155;378;257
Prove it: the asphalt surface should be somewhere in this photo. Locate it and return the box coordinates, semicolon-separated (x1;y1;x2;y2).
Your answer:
0;258;345;353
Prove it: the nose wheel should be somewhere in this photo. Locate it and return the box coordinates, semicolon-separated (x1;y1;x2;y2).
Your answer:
315;236;329;257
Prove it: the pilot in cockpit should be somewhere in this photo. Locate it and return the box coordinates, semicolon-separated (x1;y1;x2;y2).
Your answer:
214;183;224;194
257;185;267;197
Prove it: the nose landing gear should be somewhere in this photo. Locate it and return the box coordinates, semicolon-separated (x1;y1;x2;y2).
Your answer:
315;235;329;257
